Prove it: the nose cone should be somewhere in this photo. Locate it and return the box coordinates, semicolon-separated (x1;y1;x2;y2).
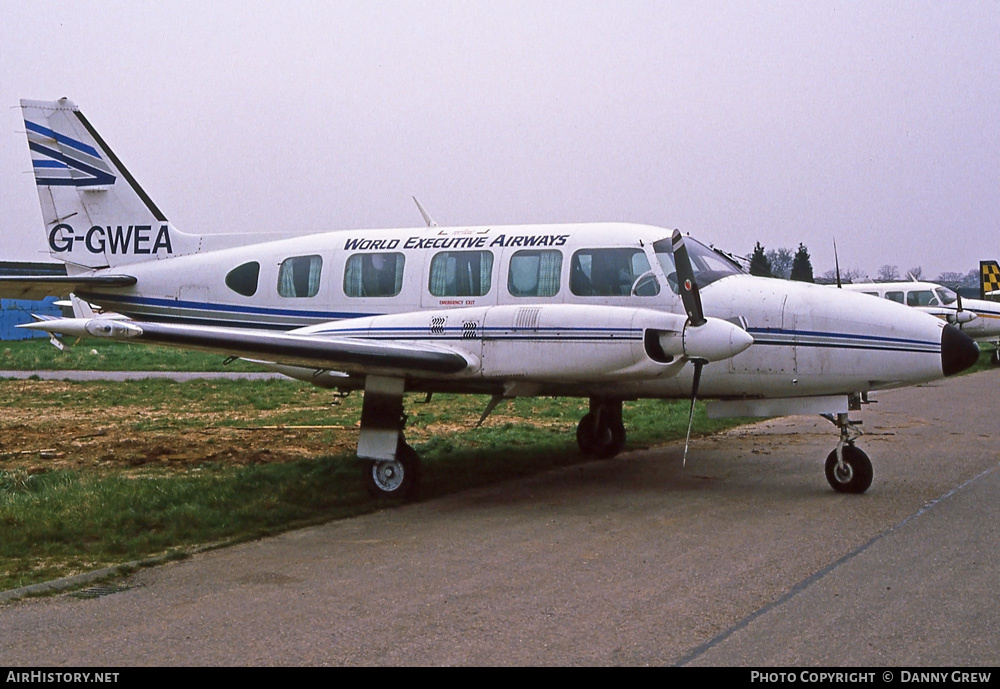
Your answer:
941;324;979;376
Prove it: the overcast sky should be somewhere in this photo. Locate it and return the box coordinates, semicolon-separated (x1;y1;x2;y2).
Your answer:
1;1;997;279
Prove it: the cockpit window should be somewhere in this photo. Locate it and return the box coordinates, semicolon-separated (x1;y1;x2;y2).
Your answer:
652;236;742;293
570;248;653;297
935;287;958;305
906;290;938;307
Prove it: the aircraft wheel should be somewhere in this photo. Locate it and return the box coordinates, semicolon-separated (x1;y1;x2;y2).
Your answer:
825;444;873;494
363;441;420;499
576;411;626;459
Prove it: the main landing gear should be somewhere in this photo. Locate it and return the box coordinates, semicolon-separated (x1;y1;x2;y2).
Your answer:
362;436;420;499
823;412;873;494
576;398;626;459
357;376;421;500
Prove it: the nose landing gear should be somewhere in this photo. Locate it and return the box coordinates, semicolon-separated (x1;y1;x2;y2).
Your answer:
823;412;873;494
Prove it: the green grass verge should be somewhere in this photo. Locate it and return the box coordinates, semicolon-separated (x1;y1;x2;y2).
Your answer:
0;339;260;372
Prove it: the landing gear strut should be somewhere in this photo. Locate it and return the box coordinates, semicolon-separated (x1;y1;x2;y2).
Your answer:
576;398;626;458
357;375;421;499
823;412;873;494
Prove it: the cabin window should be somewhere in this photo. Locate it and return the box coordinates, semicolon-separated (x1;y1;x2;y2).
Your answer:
344;252;405;298
225;261;260;297
906;290;938;307
429;251;494;297
508;250;562;297
569;248;653;297
277;255;323;298
885;291;904;304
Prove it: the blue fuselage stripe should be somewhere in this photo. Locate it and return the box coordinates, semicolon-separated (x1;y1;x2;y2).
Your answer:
84;295;942;353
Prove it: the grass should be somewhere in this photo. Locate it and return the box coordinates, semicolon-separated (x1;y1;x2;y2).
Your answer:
0;338;260;372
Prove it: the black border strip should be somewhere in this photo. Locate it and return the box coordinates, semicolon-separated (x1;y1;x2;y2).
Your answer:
73;111;168;222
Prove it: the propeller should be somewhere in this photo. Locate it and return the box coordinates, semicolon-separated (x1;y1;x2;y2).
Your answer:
671;230;709;466
951;292;978;327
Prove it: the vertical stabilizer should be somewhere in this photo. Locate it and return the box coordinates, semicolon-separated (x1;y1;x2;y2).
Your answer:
21;98;176;270
981;261;1000;301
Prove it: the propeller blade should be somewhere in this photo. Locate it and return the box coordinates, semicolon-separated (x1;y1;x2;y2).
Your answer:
683;360;704;467
671;229;706;326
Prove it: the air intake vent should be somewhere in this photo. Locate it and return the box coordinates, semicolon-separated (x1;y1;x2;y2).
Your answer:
515;307;541;330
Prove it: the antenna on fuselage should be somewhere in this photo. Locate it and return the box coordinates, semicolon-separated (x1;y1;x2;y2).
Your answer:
833;239;842;289
412;196;438;227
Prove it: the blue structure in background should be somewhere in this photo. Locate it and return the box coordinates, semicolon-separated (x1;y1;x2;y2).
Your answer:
0;261;67;340
1;297;62;340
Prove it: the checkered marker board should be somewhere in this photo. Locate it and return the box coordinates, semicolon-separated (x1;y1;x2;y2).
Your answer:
981;261;1000;299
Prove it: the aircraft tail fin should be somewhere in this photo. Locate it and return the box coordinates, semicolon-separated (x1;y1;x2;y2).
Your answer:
20;98;180;270
980;261;1000;301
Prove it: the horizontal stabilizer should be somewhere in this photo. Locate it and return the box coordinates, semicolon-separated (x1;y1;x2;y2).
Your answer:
0;275;137;301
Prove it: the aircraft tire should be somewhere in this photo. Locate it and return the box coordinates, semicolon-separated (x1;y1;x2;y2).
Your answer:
825;445;873;494
576;411;626;459
362;441;420;499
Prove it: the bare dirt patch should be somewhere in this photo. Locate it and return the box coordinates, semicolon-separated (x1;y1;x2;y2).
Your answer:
0;381;359;475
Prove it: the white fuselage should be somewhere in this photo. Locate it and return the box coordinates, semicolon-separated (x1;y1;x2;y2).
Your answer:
72;222;957;401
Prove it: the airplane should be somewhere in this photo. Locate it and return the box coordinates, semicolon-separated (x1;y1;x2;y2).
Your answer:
0;98;981;499
839;277;1000;366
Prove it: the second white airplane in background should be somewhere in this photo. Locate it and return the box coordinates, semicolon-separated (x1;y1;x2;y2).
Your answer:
841;276;1000;365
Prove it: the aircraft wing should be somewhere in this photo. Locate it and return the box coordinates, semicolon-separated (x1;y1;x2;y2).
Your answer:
19;317;471;377
0;275;137;300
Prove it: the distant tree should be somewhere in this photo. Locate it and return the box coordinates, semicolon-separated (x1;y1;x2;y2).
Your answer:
936;271;966;285
749;242;773;278
790;243;814;283
907;266;923;280
820;267;865;284
765;247;794;279
877;264;900;282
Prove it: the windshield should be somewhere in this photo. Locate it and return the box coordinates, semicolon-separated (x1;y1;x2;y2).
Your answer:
935;287;958;305
652;236;743;293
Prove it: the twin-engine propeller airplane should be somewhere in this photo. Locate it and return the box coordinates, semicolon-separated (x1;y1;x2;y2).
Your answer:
840;277;1000;365
2;98;981;498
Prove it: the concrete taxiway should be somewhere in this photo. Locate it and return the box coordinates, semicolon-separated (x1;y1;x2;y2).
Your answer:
1;371;998;666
